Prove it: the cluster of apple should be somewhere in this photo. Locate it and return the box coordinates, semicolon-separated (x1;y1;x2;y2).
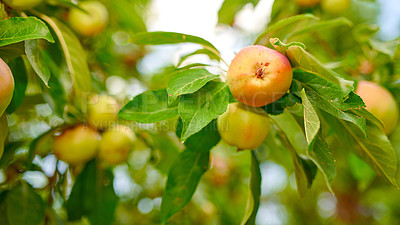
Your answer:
53;95;136;166
295;0;351;15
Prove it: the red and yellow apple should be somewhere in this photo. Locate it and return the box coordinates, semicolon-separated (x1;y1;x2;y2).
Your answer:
295;0;321;7
0;58;14;116
321;0;350;14
98;125;136;165
53;125;100;164
227;45;293;107
217;102;270;150
356;81;399;135
3;0;43;10
68;1;108;36
86;94;120;130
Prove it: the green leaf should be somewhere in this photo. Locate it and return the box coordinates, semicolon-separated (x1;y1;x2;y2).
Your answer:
25;39;51;85
240;151;261;225
294;69;367;136
118;89;178;123
167;68;220;103
40;16;92;96
301;89;320;144
0;114;7;159
88;176;118;225
0;142;24;169
0;17;54;47
0;191;9;225
177;48;222;66
323;112;398;187
131;31;221;59
287;17;353;39
178;82;229;141
5;57;27;114
161;122;220;223
0;42;25;59
6;182;45;225
218;0;260;25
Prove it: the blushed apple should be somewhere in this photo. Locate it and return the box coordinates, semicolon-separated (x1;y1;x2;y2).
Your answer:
356;81;399;135
0;58;14;116
68;1;108;36
86;94;120;130
295;0;321;7
217;102;270;150
227;45;293;107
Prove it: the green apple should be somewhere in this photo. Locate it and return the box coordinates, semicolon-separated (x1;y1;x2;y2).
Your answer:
86;95;120;130
227;45;293;107
0;58;14;116
68;1;108;36
356;81;399;135
3;0;43;10
98;125;135;165
321;0;350;14
217;102;270;150
53;125;100;164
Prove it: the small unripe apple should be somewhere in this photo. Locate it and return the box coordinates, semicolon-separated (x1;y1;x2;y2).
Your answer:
217;102;270;150
3;0;43;10
98;125;135;165
68;1;108;36
227;45;293;107
321;0;350;14
295;0;321;7
0;58;14;116
86;95;120;130
53;125;100;164
356;81;399;135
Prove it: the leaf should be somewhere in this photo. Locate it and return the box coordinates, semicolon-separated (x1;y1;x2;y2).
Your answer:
254;14;318;45
218;0;260;25
178;82;229;141
323;112;398;187
161;122;220;223
39;15;92;96
6;182;45;225
118;89;178;123
240;151;261;225
88;176;118;225
25;39;51;85
167;68;220;103
0;114;7;159
0;142;24;169
177;48;222;66
301;89;320;144
0;42;25;59
131;31;221;59
5;57;28;114
293;69;367;136
0;17;54;47
287;17;353;39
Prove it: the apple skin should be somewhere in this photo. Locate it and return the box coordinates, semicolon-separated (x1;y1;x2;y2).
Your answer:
321;0;350;14
53;125;100;164
356;81;399;135
295;0;321;7
3;0;43;10
227;45;293;107
217;102;270;150
0;58;14;116
98;125;136;165
68;1;108;36
87;95;120;130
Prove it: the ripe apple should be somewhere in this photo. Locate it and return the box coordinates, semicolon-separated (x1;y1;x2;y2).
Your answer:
295;0;321;7
217;102;270;150
3;0;43;10
321;0;350;14
68;1;108;36
227;45;293;107
86;95;120;130
53;125;100;164
98;125;136;165
0;58;14;116
356;81;399;135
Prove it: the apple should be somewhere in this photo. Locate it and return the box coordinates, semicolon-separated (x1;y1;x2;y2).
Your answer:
53;125;100;164
217;102;270;150
68;1;108;36
227;45;293;107
98;125;136;165
295;0;321;7
356;81;399;135
0;58;14;116
321;0;350;14
86;94;120;130
3;0;43;10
